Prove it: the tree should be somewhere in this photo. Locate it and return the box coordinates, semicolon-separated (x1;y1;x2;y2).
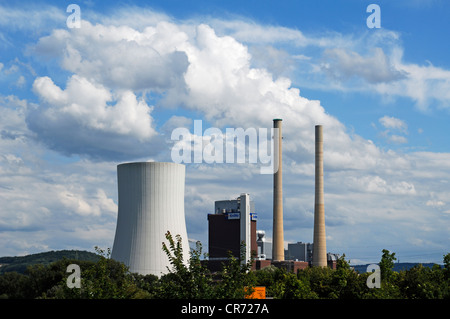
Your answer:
214;242;255;299
443;253;450;280
298;265;333;298
0;271;28;299
78;246;147;299
160;231;214;298
43;247;148;299
160;233;256;298
270;271;317;299
253;265;284;298
329;254;364;299
379;249;396;281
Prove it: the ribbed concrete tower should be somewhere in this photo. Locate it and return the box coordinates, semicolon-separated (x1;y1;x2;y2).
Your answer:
111;162;189;276
272;119;284;261
312;125;327;267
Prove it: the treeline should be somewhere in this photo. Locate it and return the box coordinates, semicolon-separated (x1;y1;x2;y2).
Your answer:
0;250;100;274
0;233;449;299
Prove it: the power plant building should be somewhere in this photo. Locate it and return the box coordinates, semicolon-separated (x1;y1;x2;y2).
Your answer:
286;242;313;263
111;162;189;277
256;230;272;260
207;194;257;271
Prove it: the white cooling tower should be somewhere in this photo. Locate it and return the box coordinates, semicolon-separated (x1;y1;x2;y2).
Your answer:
111;162;189;276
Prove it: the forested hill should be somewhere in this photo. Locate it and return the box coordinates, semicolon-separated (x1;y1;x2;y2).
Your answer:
351;262;439;274
0;250;100;274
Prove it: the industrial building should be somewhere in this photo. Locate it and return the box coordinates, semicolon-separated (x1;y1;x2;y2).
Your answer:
207;193;257;271
256;230;271;260
111;162;189;277
285;242;313;263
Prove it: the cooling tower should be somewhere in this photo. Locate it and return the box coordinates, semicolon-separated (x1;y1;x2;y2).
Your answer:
272;119;285;261
111;162;189;276
312;125;327;267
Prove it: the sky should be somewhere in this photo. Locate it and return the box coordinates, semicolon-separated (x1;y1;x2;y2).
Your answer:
0;0;449;265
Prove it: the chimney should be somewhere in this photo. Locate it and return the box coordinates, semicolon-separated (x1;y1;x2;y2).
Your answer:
272;119;284;261
312;125;327;267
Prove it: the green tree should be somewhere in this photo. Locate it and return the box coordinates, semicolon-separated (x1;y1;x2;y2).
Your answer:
298;265;333;298
398;262;448;299
329;254;364;299
270;271;317;299
78;246;147;299
160;233;256;299
45;247;148;299
443;253;450;280
378;249;402;298
0;271;29;299
379;249;396;281
253;265;284;298
160;231;214;298
214;243;255;299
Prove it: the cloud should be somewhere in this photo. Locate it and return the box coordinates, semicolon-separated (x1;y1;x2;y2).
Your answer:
34;20;190;92
210;17;450;112
317;45;450;111
377;116;409;144
379;115;408;133
26;13;429;185
322;47;407;84
0;110;119;255
0;4;64;32
426;200;445;208
387;135;408;144
28;75;162;160
344;175;416;195
58;187;117;217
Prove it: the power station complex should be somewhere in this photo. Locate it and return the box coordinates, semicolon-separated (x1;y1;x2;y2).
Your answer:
111;120;337;276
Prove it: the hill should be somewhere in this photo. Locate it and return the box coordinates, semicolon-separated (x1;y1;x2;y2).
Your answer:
351;262;440;274
0;250;100;274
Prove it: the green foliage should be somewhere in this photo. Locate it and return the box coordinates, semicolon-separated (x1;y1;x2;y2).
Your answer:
271;271;317;299
159;232;255;299
213;242;255;299
72;246;147;299
379;249;397;281
1;246;449;299
0;258;95;299
159;231;215;298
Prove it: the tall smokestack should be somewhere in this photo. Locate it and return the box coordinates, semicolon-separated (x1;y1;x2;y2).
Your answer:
312;125;327;267
272;119;284;261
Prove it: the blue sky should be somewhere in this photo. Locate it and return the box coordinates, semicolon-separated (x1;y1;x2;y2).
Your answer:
0;0;449;265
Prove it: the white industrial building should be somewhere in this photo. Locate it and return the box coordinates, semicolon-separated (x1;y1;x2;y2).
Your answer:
111;162;189;277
